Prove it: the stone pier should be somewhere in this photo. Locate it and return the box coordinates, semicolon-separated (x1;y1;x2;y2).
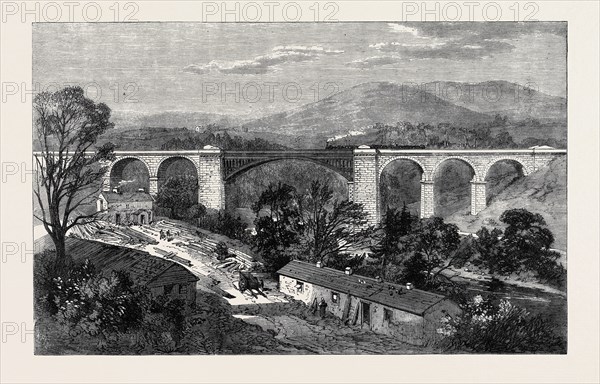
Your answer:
420;180;435;218
352;147;379;224
470;180;487;215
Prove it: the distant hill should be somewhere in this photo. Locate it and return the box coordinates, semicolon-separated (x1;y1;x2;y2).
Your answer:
424;80;566;123
95;127;287;151
110;110;247;130
51;80;565;150
239;81;566;148
241;81;493;148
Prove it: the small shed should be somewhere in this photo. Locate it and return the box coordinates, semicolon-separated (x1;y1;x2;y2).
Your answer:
36;236;198;306
277;260;461;346
97;190;154;225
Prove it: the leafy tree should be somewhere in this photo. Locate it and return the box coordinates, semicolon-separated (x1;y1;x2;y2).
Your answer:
197;210;248;241
156;175;198;220
491;113;508;127
371;204;414;277
499;208;564;286
186;203;207;221
500;209;554;251
297;180;373;265
34;86;115;273
252;183;302;273
399;217;462;289
438;295;564;353
500;208;554;269
469;209;565;288
468;125;492;148
51;261;149;344
214;241;229;261
473;227;519;274
492;131;516;148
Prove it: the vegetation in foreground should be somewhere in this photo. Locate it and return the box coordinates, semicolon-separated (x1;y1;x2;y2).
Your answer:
34;250;285;355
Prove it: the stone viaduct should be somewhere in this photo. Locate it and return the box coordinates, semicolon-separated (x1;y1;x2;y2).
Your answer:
100;146;566;224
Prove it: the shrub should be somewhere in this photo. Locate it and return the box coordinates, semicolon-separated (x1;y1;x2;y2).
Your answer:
51;261;148;339
438;295;564;353
214;241;229;261
197;210;248;242
35;253;191;353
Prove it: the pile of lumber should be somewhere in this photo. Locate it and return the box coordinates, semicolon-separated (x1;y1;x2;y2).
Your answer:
69;221;158;246
214;257;244;273
152;219;261;270
155;247;192;267
153;220;204;242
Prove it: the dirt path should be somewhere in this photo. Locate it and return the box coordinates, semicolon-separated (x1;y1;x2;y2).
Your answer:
231;302;427;354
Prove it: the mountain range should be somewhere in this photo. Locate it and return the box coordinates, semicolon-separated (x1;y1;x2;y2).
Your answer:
103;81;567;149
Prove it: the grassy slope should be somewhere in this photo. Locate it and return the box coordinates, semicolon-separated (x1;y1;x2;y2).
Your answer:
446;157;567;251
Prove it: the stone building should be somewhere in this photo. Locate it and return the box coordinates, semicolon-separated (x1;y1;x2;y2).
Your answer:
97;190;154;225
277;260;461;346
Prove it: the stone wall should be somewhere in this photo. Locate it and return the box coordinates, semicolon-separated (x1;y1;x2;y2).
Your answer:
278;274;429;345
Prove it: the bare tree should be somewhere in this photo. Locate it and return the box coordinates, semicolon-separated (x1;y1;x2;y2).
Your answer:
33;86;115;272
299;180;374;265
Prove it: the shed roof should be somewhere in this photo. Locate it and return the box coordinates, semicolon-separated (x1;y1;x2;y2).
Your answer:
277;260;448;316
101;191;154;203
36;236;198;286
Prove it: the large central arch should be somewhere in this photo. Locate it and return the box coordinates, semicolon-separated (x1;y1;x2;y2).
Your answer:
225;158;350;227
222;150;355;182
225;156;353;182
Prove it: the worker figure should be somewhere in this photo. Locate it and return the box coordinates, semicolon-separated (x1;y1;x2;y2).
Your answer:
318;298;328;318
159;230;165;240
166;230;172;241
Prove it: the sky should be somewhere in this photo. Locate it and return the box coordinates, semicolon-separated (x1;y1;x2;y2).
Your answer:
33;22;567;118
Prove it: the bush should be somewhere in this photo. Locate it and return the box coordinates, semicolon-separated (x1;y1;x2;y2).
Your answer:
197;210;248;242
35;252;191;353
438;295;564;353
51;261;148;338
214;241;229;261
326;253;367;272
473;209;566;289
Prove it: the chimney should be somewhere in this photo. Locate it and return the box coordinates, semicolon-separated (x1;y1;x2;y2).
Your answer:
345;267;353;275
316;261;322;268
406;282;413;290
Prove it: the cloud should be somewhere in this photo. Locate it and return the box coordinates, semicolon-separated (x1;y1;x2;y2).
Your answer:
273;45;344;55
370;36;513;61
412;21;567;40
387;23;419;36
346;56;403;69
184;45;344;75
182;62;216;75
366;22;565;62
